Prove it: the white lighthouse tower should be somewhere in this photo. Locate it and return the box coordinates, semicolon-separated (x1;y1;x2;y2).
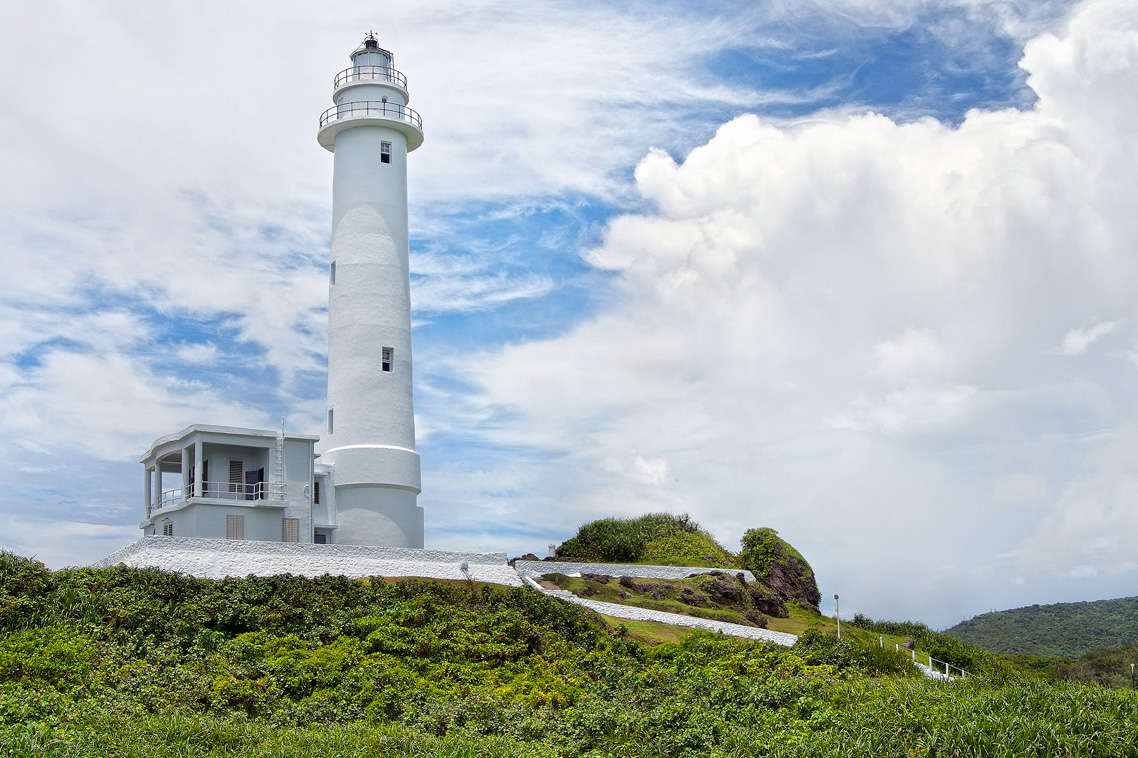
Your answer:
315;32;425;548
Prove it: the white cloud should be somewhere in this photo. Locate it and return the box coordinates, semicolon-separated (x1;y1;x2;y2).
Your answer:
830;384;978;433
176;342;220;365
0;350;269;461
411;253;554;314
437;0;1138;624
1051;319;1122;356
874;329;949;381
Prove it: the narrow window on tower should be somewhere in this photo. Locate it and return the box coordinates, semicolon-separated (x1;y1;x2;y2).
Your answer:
330;261;336;285
381;141;392;164
313;480;321;504
327;409;334;434
162;522;173;537
381;346;393;372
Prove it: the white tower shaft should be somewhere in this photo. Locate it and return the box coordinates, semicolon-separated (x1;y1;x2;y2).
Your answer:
317;34;424;548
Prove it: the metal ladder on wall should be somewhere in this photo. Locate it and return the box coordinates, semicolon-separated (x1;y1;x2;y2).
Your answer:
274;419;286;493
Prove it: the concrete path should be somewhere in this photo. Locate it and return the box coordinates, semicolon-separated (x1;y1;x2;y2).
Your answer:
521;577;798;646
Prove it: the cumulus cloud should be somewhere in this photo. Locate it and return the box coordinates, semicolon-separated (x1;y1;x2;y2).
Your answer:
442;0;1138;624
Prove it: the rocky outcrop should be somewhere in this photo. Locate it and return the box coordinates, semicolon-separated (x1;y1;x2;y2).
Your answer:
740;528;821;611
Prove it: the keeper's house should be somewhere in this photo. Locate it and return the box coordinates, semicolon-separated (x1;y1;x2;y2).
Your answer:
139;425;337;544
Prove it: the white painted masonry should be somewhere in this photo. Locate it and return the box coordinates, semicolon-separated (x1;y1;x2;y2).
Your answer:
515;560;756;583
317;32;425;549
96;537;519;586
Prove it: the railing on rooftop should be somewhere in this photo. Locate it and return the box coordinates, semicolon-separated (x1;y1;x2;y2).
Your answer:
334;65;408;90
319;100;422;131
154;481;286;511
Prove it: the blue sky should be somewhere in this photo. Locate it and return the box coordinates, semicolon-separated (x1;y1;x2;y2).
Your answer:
3;0;1137;628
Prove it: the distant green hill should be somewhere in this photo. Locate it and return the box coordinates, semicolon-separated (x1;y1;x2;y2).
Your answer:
946;596;1138;658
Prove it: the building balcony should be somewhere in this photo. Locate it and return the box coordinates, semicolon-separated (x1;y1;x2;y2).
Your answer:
333;65;408;91
317;101;423;152
154;481;287;512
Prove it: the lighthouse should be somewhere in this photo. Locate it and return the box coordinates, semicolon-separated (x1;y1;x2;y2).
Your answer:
315;32;425;548
133;33;424;549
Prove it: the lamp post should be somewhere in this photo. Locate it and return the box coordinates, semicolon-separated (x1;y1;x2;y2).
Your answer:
834;594;841;639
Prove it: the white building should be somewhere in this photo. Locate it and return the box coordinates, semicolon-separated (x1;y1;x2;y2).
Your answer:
139;425;319;542
139;33;425;548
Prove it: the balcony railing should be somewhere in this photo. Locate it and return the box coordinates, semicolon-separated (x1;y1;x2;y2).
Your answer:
319;100;422;131
155;481;286;510
334;65;408;90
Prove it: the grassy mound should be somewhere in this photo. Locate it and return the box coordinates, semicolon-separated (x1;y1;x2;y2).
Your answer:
554;513;735;567
739;527;821;610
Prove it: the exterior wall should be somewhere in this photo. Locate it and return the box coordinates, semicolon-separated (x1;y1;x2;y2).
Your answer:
95;537;520;586
319;40;423;549
324;124;415;454
281;437;315;537
202;444;270;492
335;84;407;107
333;485;422;548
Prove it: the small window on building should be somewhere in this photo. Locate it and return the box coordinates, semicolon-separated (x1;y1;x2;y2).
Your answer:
313;480;321;504
330;261;336;285
381;346;393;372
381;141;392;164
162;522;173;537
228;459;243;494
282;518;300;543
327;409;334;434
226;514;245;541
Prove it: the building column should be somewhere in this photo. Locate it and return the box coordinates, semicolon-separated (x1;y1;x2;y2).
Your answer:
194;439;204;498
144;464;152;519
181;446;191;503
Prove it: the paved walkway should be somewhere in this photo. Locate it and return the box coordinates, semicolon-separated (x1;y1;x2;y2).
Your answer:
522;578;799;646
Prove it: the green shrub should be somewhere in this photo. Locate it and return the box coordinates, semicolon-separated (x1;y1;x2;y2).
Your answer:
556;513;732;567
0;627;93;685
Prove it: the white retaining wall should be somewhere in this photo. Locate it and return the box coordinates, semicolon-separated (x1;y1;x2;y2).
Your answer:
94;536;521;586
526;582;798;646
515;560;755;583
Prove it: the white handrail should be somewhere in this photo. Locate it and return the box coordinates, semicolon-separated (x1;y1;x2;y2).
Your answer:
882;637;969;679
154;481;286;510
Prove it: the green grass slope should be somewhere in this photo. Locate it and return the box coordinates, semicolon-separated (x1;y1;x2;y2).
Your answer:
3;552;1137;758
946;596;1138;658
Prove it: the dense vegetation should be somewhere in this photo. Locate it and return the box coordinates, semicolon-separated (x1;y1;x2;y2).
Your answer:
3;552;1138;757
554;513;735;567
1009;642;1138;690
847;615;1015;676
946;596;1138;658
